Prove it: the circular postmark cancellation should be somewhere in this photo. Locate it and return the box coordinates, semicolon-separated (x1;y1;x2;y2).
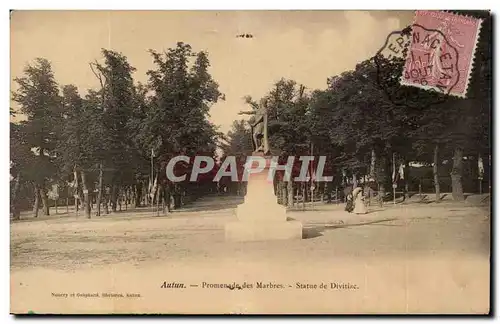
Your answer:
401;24;461;95
375;24;460;109
375;10;483;108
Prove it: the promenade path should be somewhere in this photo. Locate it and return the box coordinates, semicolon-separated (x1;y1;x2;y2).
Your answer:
11;194;490;314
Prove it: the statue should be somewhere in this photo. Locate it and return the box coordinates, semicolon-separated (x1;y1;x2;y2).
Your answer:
238;98;270;155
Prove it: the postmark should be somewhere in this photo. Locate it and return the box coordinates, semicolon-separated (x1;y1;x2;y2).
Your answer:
374;25;458;108
376;26;412;62
401;10;483;98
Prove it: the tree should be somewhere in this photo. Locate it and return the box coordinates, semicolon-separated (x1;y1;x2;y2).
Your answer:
222;120;253;156
10;109;35;220
141;42;224;209
12;58;63;216
126;82;153;208
220;120;253;195
57;84;103;218
90;49;137;212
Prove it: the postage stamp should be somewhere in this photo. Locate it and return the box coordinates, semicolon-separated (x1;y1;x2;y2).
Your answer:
400;10;483;97
374;25;456;109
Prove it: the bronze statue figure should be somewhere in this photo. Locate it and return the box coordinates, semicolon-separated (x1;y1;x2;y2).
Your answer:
238;98;270;155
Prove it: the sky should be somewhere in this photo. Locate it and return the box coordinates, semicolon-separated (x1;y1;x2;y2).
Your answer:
10;10;414;133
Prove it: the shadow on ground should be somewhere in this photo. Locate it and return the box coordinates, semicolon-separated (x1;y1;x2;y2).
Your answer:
303;218;398;239
174;195;244;213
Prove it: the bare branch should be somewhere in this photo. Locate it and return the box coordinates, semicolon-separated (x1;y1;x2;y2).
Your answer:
89;61;108;110
89;61;104;90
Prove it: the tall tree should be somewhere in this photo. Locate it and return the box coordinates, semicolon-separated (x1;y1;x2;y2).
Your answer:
142;42;224;208
12;58;63;216
57;84;102;218
10;109;35;220
90;49;137;212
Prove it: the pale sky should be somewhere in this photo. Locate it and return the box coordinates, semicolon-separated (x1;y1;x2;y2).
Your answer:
10;10;413;133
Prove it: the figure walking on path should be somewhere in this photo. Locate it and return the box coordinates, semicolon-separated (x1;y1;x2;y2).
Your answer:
352;187;367;214
345;190;354;213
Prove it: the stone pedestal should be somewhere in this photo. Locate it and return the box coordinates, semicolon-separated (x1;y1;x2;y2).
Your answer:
225;155;303;242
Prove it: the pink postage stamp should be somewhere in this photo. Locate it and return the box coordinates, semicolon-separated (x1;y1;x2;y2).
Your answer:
401;10;483;97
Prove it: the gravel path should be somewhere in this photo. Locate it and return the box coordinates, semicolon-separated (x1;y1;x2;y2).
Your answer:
10;196;490;314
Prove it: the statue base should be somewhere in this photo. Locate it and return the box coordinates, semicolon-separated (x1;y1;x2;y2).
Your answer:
224;155;303;242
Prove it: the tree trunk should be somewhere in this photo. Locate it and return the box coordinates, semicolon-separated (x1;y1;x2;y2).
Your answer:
275;180;280;203
404;160;410;200
131;185;136;208
36;148;49;216
160;185;166;214
174;184;182;209
151;175;158;208
73;167;82;216
141;181;146;206
274;179;279;202
134;183;141;208
433;144;441;202
302;182;306;209
66;187;69;214
281;179;288;206
165;183;171;213
124;188;127;210
273;178;278;199
451;147;465;201
104;187;109;214
145;181;150;206
161;185;167;214
41;186;50;216
33;184;40;217
118;187;122;211
96;163;103;216
284;180;289;206
111;184;118;212
80;169;91;218
287;180;294;207
376;154;387;207
370;148;376;181
11;171;21;220
90;182;95;213
156;183;161;216
379;184;385;207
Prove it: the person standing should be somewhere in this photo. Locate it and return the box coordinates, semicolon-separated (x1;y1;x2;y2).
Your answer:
352;187;367;214
345;190;354;213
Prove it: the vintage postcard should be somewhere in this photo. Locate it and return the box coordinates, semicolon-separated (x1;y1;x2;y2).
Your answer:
10;10;491;314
